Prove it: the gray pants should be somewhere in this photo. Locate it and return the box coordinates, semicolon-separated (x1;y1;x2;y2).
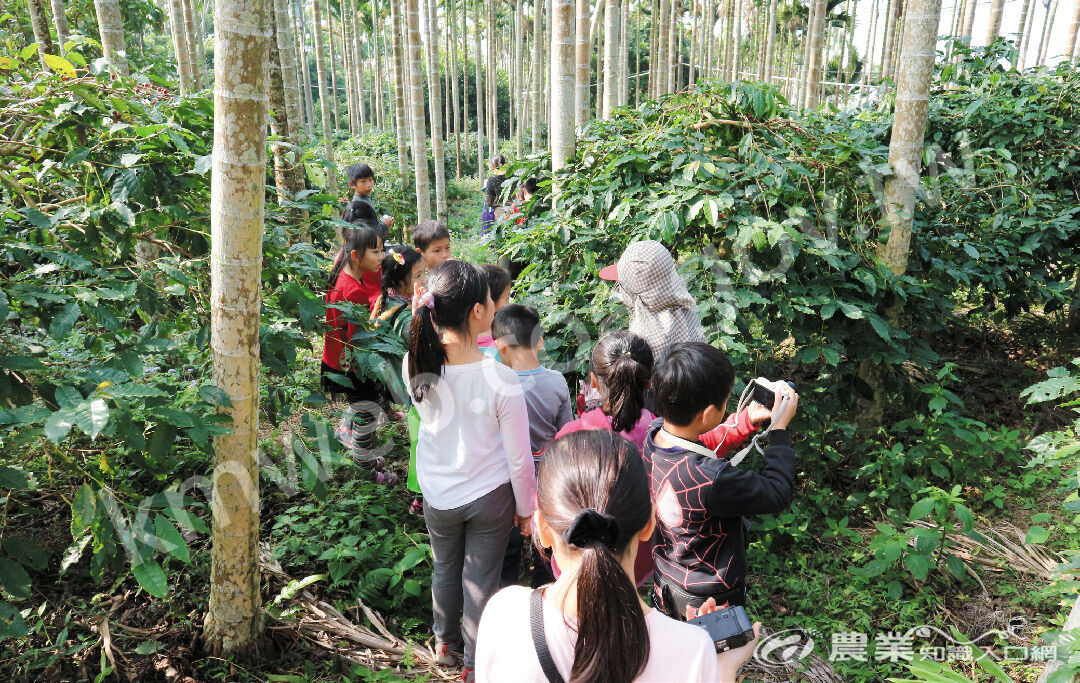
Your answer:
424;482;514;668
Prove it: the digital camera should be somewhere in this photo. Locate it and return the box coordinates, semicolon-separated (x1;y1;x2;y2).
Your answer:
688;605;756;653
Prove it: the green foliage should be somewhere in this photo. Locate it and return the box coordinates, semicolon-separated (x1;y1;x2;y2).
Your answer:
268;478;430;618
0;49;343;599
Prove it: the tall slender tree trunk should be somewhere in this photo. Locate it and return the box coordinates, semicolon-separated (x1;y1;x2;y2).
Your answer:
619;0;629;104
879;0;942;274
674;0;683;88
94;0;130;74
311;0;337;189
550;0;575;185
984;0;1005;45
635;0;643;103
195;0;209;83
342;0;356;133
648;0;659;95
602;0;620;116
269;34;294;197
182;0;202;88
352;3;366;129
203;0;267;656
487;0;497;157
575;0;592;126
329;12;341;132
371;0;385;127
959;0;975;45
425;0;447;221
515;0;525;152
763;0;777;82
688;0;699;83
668;0;678;87
531;0;544;151
26;0;54;68
474;0;485;174
1016;0;1035;66
803;0;826;108
656;0;670;93
881;0;901;80
1066;0;1080;62
169;0;196;92
389;0;410;180
404;0;431;220
298;5;315;133
275;0;305;194
1036;0;1059;66
704;0;714;81
452;0;464;174
51;0;70;55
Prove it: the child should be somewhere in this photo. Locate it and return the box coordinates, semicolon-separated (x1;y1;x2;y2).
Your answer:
344;162;394;232
373;245;424;336
477;264;511;359
491;304;572;456
403;260;536;678
552;330;656;586
475;430;761;683
507;177;538;227
412;220;453;275
481;154;507;236
554;330;656;448
321;226;397;485
374;244;426;513
491;304;573;588
645;342;797;618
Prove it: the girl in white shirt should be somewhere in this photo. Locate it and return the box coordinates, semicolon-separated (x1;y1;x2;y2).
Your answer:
475;430;760;682
404;260;536;680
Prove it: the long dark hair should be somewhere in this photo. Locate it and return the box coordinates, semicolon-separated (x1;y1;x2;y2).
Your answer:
480;263;511;304
591;330;654;432
381;244;422;299
407;260;489;402
328;226;382;292
537;430;652;682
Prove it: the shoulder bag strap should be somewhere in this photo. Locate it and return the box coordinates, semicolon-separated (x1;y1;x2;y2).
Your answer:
529;587;565;683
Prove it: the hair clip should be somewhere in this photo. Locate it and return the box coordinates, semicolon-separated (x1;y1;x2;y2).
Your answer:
419;292;436;310
393;252;405;265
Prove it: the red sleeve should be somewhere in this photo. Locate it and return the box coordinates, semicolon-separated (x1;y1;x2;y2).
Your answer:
700;408;758;457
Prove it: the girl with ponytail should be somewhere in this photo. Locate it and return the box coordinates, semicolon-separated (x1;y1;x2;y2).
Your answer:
402;260;536;678
475;430;759;682
555;330;656;449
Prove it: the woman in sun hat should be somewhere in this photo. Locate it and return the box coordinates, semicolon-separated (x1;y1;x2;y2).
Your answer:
598;240;706;366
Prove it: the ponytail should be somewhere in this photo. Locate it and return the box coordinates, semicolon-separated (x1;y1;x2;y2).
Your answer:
407;260;489;401
536;431;652;682
591;330;655;433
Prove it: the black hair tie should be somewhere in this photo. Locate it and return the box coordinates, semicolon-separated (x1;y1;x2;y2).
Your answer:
563;508;620;551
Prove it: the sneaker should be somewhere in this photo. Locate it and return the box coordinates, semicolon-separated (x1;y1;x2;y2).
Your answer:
434;640;458;667
461;667;475;682
410;498;424;515
372;470;398;486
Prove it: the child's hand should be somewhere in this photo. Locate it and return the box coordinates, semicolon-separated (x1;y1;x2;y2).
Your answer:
411;282;426;314
717;621;761;681
770;386;799;430
686;599;761;682
513;514;532;536
747;401;771;426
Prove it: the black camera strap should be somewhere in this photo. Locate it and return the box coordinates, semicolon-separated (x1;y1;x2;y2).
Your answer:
529;587;565;683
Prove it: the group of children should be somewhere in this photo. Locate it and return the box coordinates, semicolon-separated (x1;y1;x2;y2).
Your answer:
321;163;799;682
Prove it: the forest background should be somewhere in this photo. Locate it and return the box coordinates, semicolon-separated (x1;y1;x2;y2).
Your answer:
0;0;1079;680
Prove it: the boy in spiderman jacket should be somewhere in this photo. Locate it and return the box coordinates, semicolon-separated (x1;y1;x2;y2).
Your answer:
643;341;798;620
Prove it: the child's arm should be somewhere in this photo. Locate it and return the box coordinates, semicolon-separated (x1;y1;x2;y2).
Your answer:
700;408;758;456
704;431;795;517
497;386;537;518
